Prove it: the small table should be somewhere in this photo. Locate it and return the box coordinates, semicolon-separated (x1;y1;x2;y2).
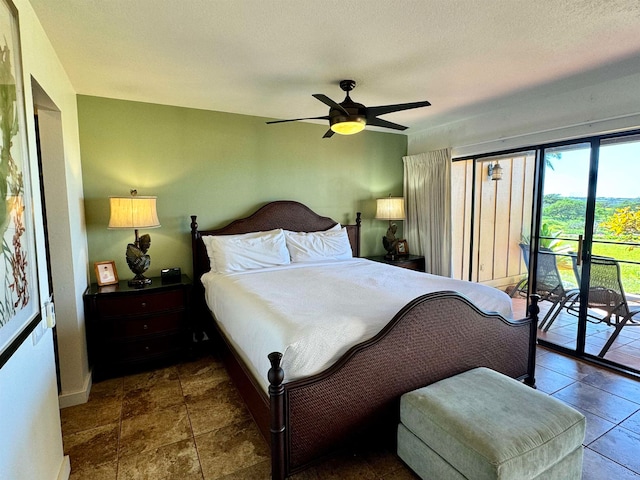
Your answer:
365;254;425;272
83;275;192;380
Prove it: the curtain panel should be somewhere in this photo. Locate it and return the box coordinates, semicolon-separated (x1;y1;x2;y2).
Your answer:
403;149;452;276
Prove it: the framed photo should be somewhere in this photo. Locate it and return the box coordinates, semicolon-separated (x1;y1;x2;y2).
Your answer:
0;0;41;367
397;240;409;255
95;261;119;286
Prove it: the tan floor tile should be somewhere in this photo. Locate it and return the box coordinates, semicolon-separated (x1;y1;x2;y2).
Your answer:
311;452;379;480
177;354;224;378
180;363;230;398
123;366;180;392
117;438;203;480
381;465;420;479
90;377;125;401
217;459;271;480
64;423;119;472
186;380;251;435
69;461;118;480
195;419;269;480
360;447;407;476
119;404;192;458
121;379;185;419
61;396;122;436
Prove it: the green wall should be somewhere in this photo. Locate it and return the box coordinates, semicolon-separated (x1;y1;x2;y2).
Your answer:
77;95;407;282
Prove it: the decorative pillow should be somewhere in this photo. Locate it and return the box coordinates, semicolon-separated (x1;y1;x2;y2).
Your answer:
202;229;290;273
285;228;353;263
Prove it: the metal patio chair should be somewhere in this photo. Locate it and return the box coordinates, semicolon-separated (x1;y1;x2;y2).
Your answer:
511;246;579;328
542;255;640;357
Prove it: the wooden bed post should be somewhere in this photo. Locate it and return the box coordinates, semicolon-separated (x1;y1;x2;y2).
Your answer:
526;294;540;388
268;352;286;480
355;212;362;257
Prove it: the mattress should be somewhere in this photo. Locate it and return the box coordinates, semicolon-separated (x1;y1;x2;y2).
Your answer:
202;258;513;392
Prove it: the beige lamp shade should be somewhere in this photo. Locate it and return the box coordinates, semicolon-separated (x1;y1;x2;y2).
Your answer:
375;197;405;221
108;196;160;229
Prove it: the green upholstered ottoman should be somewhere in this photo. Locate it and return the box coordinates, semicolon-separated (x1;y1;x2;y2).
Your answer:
397;367;585;480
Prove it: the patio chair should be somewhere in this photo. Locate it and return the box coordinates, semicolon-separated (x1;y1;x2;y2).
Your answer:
542;255;640;357
511;246;578;328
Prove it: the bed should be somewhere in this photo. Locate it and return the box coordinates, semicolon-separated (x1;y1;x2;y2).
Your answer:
190;200;538;480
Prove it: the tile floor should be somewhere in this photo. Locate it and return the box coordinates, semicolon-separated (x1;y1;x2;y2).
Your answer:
512;296;640;372
61;348;640;479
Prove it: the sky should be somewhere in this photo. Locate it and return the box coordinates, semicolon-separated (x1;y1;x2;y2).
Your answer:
543;141;640;198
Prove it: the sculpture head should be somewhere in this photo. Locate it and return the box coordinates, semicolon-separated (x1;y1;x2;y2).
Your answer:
139;234;151;253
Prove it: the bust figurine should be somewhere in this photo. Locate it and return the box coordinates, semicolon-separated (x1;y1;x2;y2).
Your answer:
126;234;152;285
382;222;399;257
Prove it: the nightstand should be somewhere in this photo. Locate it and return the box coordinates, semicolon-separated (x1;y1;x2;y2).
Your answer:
83;275;192;380
365;254;426;272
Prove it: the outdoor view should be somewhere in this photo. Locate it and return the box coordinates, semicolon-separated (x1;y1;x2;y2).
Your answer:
538;136;640;369
541;140;640;295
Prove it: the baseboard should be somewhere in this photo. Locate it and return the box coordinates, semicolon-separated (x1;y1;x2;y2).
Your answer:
58;369;92;408
56;455;71;480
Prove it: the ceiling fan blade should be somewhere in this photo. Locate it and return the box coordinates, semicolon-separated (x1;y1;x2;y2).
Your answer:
366;100;431;118
323;129;335;138
367;117;408;131
312;94;351;116
266;115;330;125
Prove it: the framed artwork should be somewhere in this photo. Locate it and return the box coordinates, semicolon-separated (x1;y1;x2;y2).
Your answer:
95;261;119;286
0;0;41;366
397;240;409;255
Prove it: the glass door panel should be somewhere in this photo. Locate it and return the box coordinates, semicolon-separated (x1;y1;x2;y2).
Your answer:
535;143;591;351
586;136;640;369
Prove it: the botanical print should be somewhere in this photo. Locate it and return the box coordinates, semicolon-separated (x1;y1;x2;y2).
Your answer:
0;40;29;327
0;0;38;357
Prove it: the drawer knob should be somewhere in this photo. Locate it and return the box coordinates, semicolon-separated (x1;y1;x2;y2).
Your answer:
145;346;150;351
143;324;148;330
141;302;147;308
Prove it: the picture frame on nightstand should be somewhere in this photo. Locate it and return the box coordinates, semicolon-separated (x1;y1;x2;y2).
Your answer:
397;240;409;255
95;260;119;286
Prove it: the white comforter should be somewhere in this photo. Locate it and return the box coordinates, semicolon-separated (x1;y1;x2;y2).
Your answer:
202;258;513;391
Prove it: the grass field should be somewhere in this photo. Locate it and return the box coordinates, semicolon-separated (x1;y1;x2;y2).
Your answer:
554;241;640;295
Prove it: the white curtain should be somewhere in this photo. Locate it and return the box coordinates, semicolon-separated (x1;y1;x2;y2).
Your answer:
403;149;452;276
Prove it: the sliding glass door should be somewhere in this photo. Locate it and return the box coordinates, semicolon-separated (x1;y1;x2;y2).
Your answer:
452;129;640;374
535;135;640;372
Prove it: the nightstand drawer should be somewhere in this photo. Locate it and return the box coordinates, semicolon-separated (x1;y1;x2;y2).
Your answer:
115;333;184;361
114;312;183;338
96;289;184;317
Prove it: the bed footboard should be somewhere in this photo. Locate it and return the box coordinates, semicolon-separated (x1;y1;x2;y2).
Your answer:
268;291;539;479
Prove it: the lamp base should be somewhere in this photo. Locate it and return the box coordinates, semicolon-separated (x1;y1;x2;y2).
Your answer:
128;274;152;288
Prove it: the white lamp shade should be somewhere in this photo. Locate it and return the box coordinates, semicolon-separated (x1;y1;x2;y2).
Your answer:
108;196;160;229
375;197;405;221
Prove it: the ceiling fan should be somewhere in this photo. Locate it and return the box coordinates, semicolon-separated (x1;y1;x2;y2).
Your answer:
266;80;431;138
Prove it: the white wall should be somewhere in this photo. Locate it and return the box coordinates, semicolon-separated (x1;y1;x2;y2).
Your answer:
0;0;88;479
408;55;640;156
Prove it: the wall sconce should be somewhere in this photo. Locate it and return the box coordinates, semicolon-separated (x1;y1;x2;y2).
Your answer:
375;196;406;259
108;189;160;287
488;162;503;181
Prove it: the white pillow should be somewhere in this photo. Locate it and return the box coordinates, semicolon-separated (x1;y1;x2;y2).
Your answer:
202;229;290;273
285;228;353;263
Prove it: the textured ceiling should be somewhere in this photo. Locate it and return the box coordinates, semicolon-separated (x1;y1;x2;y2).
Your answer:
29;0;640;135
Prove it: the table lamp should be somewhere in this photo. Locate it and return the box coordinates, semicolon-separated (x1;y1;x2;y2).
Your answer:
108;190;160;287
375;196;406;259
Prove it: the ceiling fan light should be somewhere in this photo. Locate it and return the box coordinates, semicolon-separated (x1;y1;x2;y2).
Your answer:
330;116;366;135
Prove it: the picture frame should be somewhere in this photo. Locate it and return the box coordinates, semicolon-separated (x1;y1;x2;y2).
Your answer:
397;240;409;255
0;0;42;368
95;261;119;286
